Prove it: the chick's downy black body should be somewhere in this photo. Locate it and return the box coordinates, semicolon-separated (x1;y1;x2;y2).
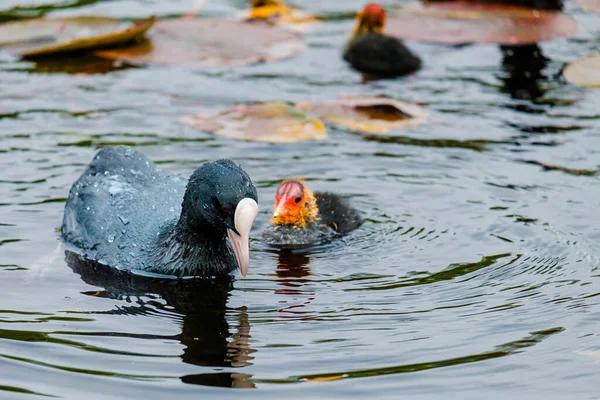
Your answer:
262;192;361;248
61;146;258;278
344;34;422;79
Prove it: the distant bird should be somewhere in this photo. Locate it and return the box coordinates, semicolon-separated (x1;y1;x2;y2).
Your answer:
246;0;319;28
61;146;258;278
344;3;422;80
261;178;361;247
248;0;293;21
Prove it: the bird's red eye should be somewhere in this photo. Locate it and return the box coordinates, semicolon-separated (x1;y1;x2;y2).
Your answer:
221;206;229;214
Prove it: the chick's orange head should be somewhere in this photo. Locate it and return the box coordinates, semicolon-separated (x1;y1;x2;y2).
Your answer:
358;3;386;32
272;178;318;227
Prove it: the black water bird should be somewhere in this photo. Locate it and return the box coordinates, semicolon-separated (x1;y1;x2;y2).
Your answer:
61;146;258;278
343;3;422;80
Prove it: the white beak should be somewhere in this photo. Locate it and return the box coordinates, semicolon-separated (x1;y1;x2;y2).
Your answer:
227;198;258;277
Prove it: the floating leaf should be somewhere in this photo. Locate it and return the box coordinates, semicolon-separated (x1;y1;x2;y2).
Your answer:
0;16;155;57
575;0;600;13
563;54;600;88
181;102;326;143
236;3;321;32
296;96;427;135
96;18;305;67
386;2;578;45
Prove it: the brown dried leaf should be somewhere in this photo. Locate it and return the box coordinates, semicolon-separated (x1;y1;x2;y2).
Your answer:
96;18;305;67
296;96;427;135
386;1;578;45
181;102;327;143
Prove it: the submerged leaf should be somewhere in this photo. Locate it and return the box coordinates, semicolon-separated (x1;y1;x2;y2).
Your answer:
563;54;600;89
0;16;155;57
386;2;578;44
296;96;427;135
181;102;327;143
96;18;305;67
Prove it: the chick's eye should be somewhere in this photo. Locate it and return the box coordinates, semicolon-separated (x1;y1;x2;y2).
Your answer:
221;205;230;214
294;197;302;204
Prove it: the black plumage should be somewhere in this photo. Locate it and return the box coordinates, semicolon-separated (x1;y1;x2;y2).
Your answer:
61;146;258;278
343;33;422;79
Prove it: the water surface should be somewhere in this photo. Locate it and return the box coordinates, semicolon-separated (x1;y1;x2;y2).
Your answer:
0;0;599;398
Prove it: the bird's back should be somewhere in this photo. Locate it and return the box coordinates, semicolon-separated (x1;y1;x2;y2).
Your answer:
61;147;187;271
315;192;362;234
344;34;421;77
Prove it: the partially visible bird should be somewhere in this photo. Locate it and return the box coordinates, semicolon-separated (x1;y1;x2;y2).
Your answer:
261;178;361;247
344;3;422;80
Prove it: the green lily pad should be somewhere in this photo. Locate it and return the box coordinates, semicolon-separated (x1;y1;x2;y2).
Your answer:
181;102;326;143
96;18;305;67
563;54;600;88
295;96;428;135
0;16;155;57
386;2;578;45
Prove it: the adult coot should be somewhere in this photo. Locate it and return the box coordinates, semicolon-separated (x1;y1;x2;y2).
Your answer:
261;178;361;247
61;146;259;278
343;3;421;80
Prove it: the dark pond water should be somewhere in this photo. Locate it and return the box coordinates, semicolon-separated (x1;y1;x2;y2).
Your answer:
1;0;600;398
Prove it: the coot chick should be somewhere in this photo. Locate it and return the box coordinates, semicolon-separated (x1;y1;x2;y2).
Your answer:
343;3;421;80
261;178;361;247
61;146;258;278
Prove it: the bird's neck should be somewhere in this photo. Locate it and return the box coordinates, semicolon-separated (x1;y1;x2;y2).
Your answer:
147;217;234;278
353;20;383;37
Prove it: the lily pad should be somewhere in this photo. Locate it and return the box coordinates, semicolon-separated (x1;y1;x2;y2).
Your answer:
575;0;600;13
563;54;600;88
295;96;427;135
96;18;305;67
0;16;155;57
386;2;578;45
181;102;326;143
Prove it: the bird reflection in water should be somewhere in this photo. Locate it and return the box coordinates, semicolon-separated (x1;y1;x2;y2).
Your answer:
274;251;316;319
499;43;549;103
64;251;256;389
